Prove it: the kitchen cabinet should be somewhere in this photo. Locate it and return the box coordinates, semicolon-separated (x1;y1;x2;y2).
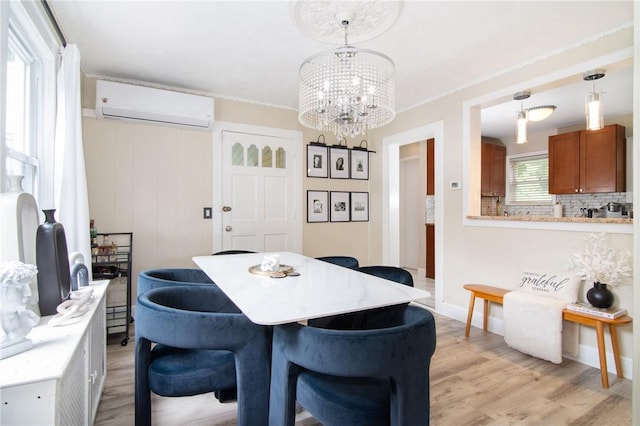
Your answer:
549;124;625;194
0;282;108;425
481;142;506;196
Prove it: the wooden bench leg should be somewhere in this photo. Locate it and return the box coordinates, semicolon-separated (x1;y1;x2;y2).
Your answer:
595;321;609;389
483;299;489;332
465;293;476;338
609;324;624;379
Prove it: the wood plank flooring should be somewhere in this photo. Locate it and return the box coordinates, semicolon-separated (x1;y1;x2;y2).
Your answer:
95;308;631;425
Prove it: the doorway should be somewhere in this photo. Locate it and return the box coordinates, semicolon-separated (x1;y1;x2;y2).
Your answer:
399;149;421;270
382;122;444;310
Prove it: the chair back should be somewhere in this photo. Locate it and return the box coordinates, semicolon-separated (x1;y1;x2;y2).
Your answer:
137;268;214;297
316;255;360;269
357;265;413;286
213;250;256;255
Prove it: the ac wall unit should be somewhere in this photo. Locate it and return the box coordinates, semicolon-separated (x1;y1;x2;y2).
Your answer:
95;80;214;130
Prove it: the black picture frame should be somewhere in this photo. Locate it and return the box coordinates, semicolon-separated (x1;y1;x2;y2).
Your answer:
307;145;328;178
329;147;350;179
330;191;350;222
307;190;329;222
350;149;369;180
350;192;369;222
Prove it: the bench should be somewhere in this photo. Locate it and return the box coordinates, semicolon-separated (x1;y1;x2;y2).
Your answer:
463;283;632;389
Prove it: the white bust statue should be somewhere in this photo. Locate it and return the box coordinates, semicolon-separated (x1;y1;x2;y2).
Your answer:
1;262;40;348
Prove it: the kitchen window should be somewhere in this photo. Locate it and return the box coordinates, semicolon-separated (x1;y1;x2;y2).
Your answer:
506;151;552;205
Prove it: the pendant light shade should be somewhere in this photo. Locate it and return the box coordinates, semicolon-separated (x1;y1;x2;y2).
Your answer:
516;110;528;144
583;69;605;131
514;91;530;144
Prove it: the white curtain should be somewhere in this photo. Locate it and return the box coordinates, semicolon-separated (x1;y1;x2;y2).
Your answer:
54;44;91;276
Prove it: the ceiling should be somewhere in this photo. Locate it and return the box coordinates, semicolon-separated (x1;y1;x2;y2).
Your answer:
48;1;634;140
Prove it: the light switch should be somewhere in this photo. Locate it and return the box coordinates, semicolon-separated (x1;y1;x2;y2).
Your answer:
203;207;212;219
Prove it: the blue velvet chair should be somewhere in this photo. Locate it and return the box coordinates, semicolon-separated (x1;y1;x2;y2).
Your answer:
137;268;241;402
316;255;360;269
269;305;437;426
135;285;271;426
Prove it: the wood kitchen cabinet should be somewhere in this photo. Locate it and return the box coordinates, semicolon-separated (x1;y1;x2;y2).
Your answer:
549;124;625;194
481;141;506;196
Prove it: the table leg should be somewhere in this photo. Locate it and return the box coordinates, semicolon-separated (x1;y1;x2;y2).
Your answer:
608;325;624;378
465;293;476;338
595;321;609;389
483;299;489;332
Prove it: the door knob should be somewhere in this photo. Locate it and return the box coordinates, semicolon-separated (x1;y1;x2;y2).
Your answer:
221;206;232;212
225;226;232;232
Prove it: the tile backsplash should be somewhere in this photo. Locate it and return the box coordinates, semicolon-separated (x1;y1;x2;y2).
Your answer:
481;192;631;217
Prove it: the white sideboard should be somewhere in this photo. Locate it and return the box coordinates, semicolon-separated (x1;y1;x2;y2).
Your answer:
0;281;109;425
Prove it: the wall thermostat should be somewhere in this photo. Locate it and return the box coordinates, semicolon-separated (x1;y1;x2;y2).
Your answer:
450;181;461;190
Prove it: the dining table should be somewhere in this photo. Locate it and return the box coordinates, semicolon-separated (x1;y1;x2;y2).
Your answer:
192;252;431;325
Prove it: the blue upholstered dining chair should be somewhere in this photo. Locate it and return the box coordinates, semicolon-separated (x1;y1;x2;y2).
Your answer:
137;268;241;402
269;305;437;426
135;285;271;426
315;255;360;269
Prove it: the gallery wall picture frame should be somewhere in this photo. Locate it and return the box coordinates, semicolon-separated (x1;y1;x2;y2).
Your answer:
307;145;328;178
350;149;369;180
330;191;350;222
350;192;369;222
307;190;329;222
329;147;350;179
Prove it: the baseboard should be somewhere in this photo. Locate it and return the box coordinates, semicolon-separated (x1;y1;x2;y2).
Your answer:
435;301;633;379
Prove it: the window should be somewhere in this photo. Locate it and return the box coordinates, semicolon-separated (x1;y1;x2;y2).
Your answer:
5;29;40;193
1;1;59;202
506;152;552;205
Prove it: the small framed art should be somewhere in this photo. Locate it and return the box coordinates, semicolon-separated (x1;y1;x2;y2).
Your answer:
330;191;350;222
307;190;329;222
350;192;369;222
307;145;328;178
329;147;349;179
350;149;369;180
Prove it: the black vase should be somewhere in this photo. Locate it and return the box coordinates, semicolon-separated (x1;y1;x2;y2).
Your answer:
586;282;614;309
36;209;71;316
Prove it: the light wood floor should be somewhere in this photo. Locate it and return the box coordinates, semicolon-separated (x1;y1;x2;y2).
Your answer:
95;309;631;425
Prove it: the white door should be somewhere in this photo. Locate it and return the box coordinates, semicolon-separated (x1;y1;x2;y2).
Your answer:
215;124;302;253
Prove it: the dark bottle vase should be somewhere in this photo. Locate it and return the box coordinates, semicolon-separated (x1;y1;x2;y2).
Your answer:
36;209;71;316
586;282;614;309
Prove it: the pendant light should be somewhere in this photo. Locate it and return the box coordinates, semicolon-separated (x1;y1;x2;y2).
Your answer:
583;69;605;131
514;91;530;144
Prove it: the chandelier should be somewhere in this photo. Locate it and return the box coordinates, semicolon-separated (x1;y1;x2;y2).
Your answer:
298;13;396;140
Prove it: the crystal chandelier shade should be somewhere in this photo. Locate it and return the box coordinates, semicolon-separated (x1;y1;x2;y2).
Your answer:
298;33;395;139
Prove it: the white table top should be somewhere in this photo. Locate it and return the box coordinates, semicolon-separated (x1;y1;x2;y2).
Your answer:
192;252;430;325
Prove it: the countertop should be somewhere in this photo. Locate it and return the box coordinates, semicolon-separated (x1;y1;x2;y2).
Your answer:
468;215;632;224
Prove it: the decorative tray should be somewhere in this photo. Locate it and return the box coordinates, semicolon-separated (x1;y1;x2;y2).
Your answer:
248;264;294;276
